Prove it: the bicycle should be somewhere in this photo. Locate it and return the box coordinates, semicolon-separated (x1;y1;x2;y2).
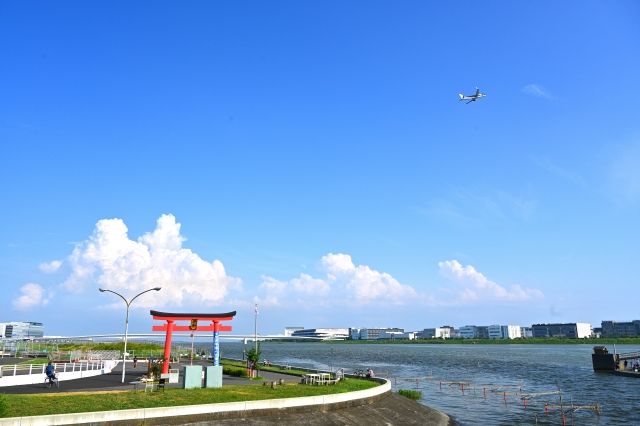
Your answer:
44;375;59;389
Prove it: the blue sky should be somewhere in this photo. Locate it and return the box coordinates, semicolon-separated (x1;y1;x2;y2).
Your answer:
1;1;639;336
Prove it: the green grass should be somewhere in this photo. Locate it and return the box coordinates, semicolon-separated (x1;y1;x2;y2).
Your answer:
221;359;309;377
397;389;422;400
1;379;378;418
56;342;164;352
0;394;7;417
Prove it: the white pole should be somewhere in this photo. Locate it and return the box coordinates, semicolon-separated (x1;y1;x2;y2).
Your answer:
254;303;258;354
99;287;161;383
122;303;130;383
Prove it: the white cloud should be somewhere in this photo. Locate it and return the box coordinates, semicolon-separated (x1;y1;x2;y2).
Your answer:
60;214;241;309
438;259;543;302
13;283;50;310
291;273;330;296
322;253;417;303
522;83;555;100
39;260;62;273
260;253;417;306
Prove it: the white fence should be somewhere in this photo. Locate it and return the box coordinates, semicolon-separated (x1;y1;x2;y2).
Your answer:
0;360;118;387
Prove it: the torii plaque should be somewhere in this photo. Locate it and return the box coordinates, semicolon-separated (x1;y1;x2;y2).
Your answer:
150;310;236;374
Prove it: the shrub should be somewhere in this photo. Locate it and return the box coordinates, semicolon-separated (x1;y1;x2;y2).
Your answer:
223;366;248;377
397;389;422;400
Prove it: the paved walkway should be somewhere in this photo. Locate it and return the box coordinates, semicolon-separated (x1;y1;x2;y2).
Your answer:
0;361;291;394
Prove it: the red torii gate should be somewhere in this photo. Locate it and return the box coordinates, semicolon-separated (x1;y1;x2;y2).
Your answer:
151;310;236;374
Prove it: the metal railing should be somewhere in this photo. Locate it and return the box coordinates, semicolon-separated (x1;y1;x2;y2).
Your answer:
0;360;106;378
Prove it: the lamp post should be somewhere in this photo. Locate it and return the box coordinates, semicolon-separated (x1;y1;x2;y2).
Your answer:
254;303;258;354
98;287;161;383
253;303;259;376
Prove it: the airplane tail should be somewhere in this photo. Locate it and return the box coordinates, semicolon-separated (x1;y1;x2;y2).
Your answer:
458;94;464;100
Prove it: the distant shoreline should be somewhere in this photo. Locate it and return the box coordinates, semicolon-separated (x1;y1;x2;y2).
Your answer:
280;337;640;345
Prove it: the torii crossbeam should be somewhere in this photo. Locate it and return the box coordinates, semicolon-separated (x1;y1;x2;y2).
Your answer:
151;310;236;374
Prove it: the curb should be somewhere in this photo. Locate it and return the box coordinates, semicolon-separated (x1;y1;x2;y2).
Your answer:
0;378;391;426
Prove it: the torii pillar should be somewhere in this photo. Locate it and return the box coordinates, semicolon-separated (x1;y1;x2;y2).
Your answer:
151;310;236;375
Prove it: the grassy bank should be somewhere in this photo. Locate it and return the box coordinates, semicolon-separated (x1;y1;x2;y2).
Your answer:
221;358;310;377
0;378;377;418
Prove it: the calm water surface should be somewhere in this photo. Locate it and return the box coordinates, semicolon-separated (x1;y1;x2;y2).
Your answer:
219;342;639;425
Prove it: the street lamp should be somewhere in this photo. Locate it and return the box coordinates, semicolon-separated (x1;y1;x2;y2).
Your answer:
98;286;161;383
254;304;258;349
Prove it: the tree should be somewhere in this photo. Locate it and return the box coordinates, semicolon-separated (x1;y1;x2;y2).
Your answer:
246;345;261;374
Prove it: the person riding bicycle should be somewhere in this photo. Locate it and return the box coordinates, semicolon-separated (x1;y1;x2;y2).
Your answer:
45;361;57;383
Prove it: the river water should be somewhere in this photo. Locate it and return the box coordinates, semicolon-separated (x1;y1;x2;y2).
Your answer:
218;341;639;425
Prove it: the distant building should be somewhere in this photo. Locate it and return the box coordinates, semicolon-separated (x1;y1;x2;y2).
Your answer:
601;320;640;338
458;325;478;339
419;327;452;339
531;323;592;339
489;325;522;339
284;326;305;337
378;330;415;340
476;326;489;339
350;327;404;340
0;322;44;339
520;327;533;338
441;326;457;338
291;328;349;340
488;325;503;339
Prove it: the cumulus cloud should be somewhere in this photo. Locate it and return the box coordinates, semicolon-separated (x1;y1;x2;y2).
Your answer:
322;253;417;303
13;283;51;310
522;84;555;100
39;260;62;274
259;253;417;306
438;259;543;302
61;214;241;309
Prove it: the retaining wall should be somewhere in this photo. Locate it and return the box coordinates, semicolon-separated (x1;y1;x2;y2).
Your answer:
0;378;390;426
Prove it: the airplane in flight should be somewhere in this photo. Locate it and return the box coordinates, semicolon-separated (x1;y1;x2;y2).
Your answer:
459;87;486;104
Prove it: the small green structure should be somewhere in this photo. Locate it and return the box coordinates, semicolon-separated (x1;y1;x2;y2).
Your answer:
183;365;203;389
206;366;223;388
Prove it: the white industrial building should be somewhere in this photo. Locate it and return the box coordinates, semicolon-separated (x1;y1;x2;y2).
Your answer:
290;328;349;340
420;327;453;339
488;325;522;339
349;327;404;340
378;330;416;340
283;326;305;337
0;322;44;339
